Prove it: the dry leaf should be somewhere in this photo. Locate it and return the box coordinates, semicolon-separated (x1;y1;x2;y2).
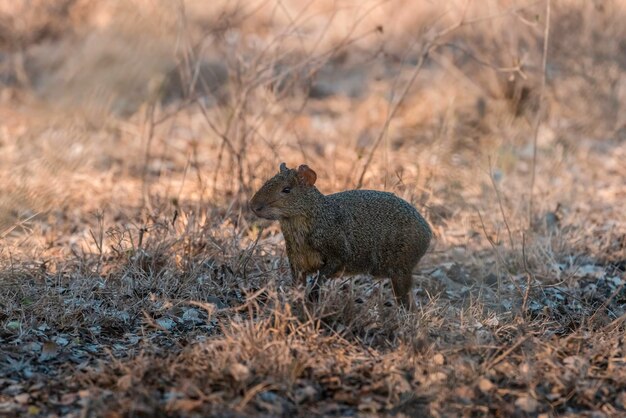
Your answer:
27;405;41;415
38;341;59;362
427;372;447;383
333;391;359;405
484;316;499;327
117;374;133;391
433;353;445;365
563;356;587;370
167;398;203;412
519;363;530;375
455;385;474;401
60;392;79;405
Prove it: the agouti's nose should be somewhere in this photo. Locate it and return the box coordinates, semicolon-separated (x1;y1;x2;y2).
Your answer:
252;203;265;214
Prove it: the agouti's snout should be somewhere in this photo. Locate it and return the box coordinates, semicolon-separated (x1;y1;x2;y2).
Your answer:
249;195;281;220
251;203;265;216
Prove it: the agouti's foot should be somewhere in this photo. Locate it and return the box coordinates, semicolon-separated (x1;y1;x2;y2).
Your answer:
305;275;322;302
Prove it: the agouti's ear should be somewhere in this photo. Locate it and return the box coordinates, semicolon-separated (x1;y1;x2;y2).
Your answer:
279;162;288;173
297;165;317;186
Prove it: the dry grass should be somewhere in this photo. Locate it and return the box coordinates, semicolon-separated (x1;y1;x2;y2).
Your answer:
1;0;625;416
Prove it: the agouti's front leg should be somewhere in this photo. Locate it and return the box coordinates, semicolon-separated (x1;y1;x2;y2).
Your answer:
289;262;320;302
308;258;342;302
289;263;303;284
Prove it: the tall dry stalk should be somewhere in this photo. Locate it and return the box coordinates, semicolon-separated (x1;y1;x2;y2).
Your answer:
528;0;551;228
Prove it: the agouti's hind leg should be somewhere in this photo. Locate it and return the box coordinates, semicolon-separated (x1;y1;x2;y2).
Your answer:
391;274;414;310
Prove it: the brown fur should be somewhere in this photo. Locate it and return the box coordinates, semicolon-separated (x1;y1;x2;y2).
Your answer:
280;215;324;283
250;163;432;309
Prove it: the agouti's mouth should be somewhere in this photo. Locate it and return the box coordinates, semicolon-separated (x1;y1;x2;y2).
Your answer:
252;205;265;217
251;204;280;220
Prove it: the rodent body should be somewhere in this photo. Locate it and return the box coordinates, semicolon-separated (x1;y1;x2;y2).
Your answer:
250;163;432;308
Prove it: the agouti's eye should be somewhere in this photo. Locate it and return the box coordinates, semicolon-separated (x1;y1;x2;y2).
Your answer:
282;187;291;193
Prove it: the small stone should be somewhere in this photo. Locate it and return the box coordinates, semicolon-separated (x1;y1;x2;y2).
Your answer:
295;385;317;404
433;353;445;365
182;308;202;323
55;336;69;347
475;329;494;345
428;372;447;383
478;378;494;393
206;296;228;309
515;396;539;413
156;317;175;330
6;321;20;330
229;363;250;382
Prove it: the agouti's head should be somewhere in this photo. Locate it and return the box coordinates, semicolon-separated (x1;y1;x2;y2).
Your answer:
250;162;318;220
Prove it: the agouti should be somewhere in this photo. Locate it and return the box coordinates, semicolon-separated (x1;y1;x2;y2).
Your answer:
250;163;432;309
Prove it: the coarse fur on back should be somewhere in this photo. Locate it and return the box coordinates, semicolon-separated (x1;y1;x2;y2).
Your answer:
250;162;432;309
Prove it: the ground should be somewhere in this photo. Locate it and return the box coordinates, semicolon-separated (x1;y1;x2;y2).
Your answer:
0;0;625;417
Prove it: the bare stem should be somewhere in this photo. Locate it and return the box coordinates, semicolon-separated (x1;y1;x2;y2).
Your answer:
528;0;551;228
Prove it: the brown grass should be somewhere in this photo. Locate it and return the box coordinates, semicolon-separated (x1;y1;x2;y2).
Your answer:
1;0;625;416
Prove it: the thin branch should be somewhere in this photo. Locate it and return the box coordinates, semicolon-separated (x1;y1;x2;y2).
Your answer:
488;157;514;250
521;232;534;314
0;212;40;239
476;208;524;301
354;40;432;189
141;101;158;209
484;334;531;371
356;0;545;189
589;283;624;327
528;0;551;227
355;2;471;189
